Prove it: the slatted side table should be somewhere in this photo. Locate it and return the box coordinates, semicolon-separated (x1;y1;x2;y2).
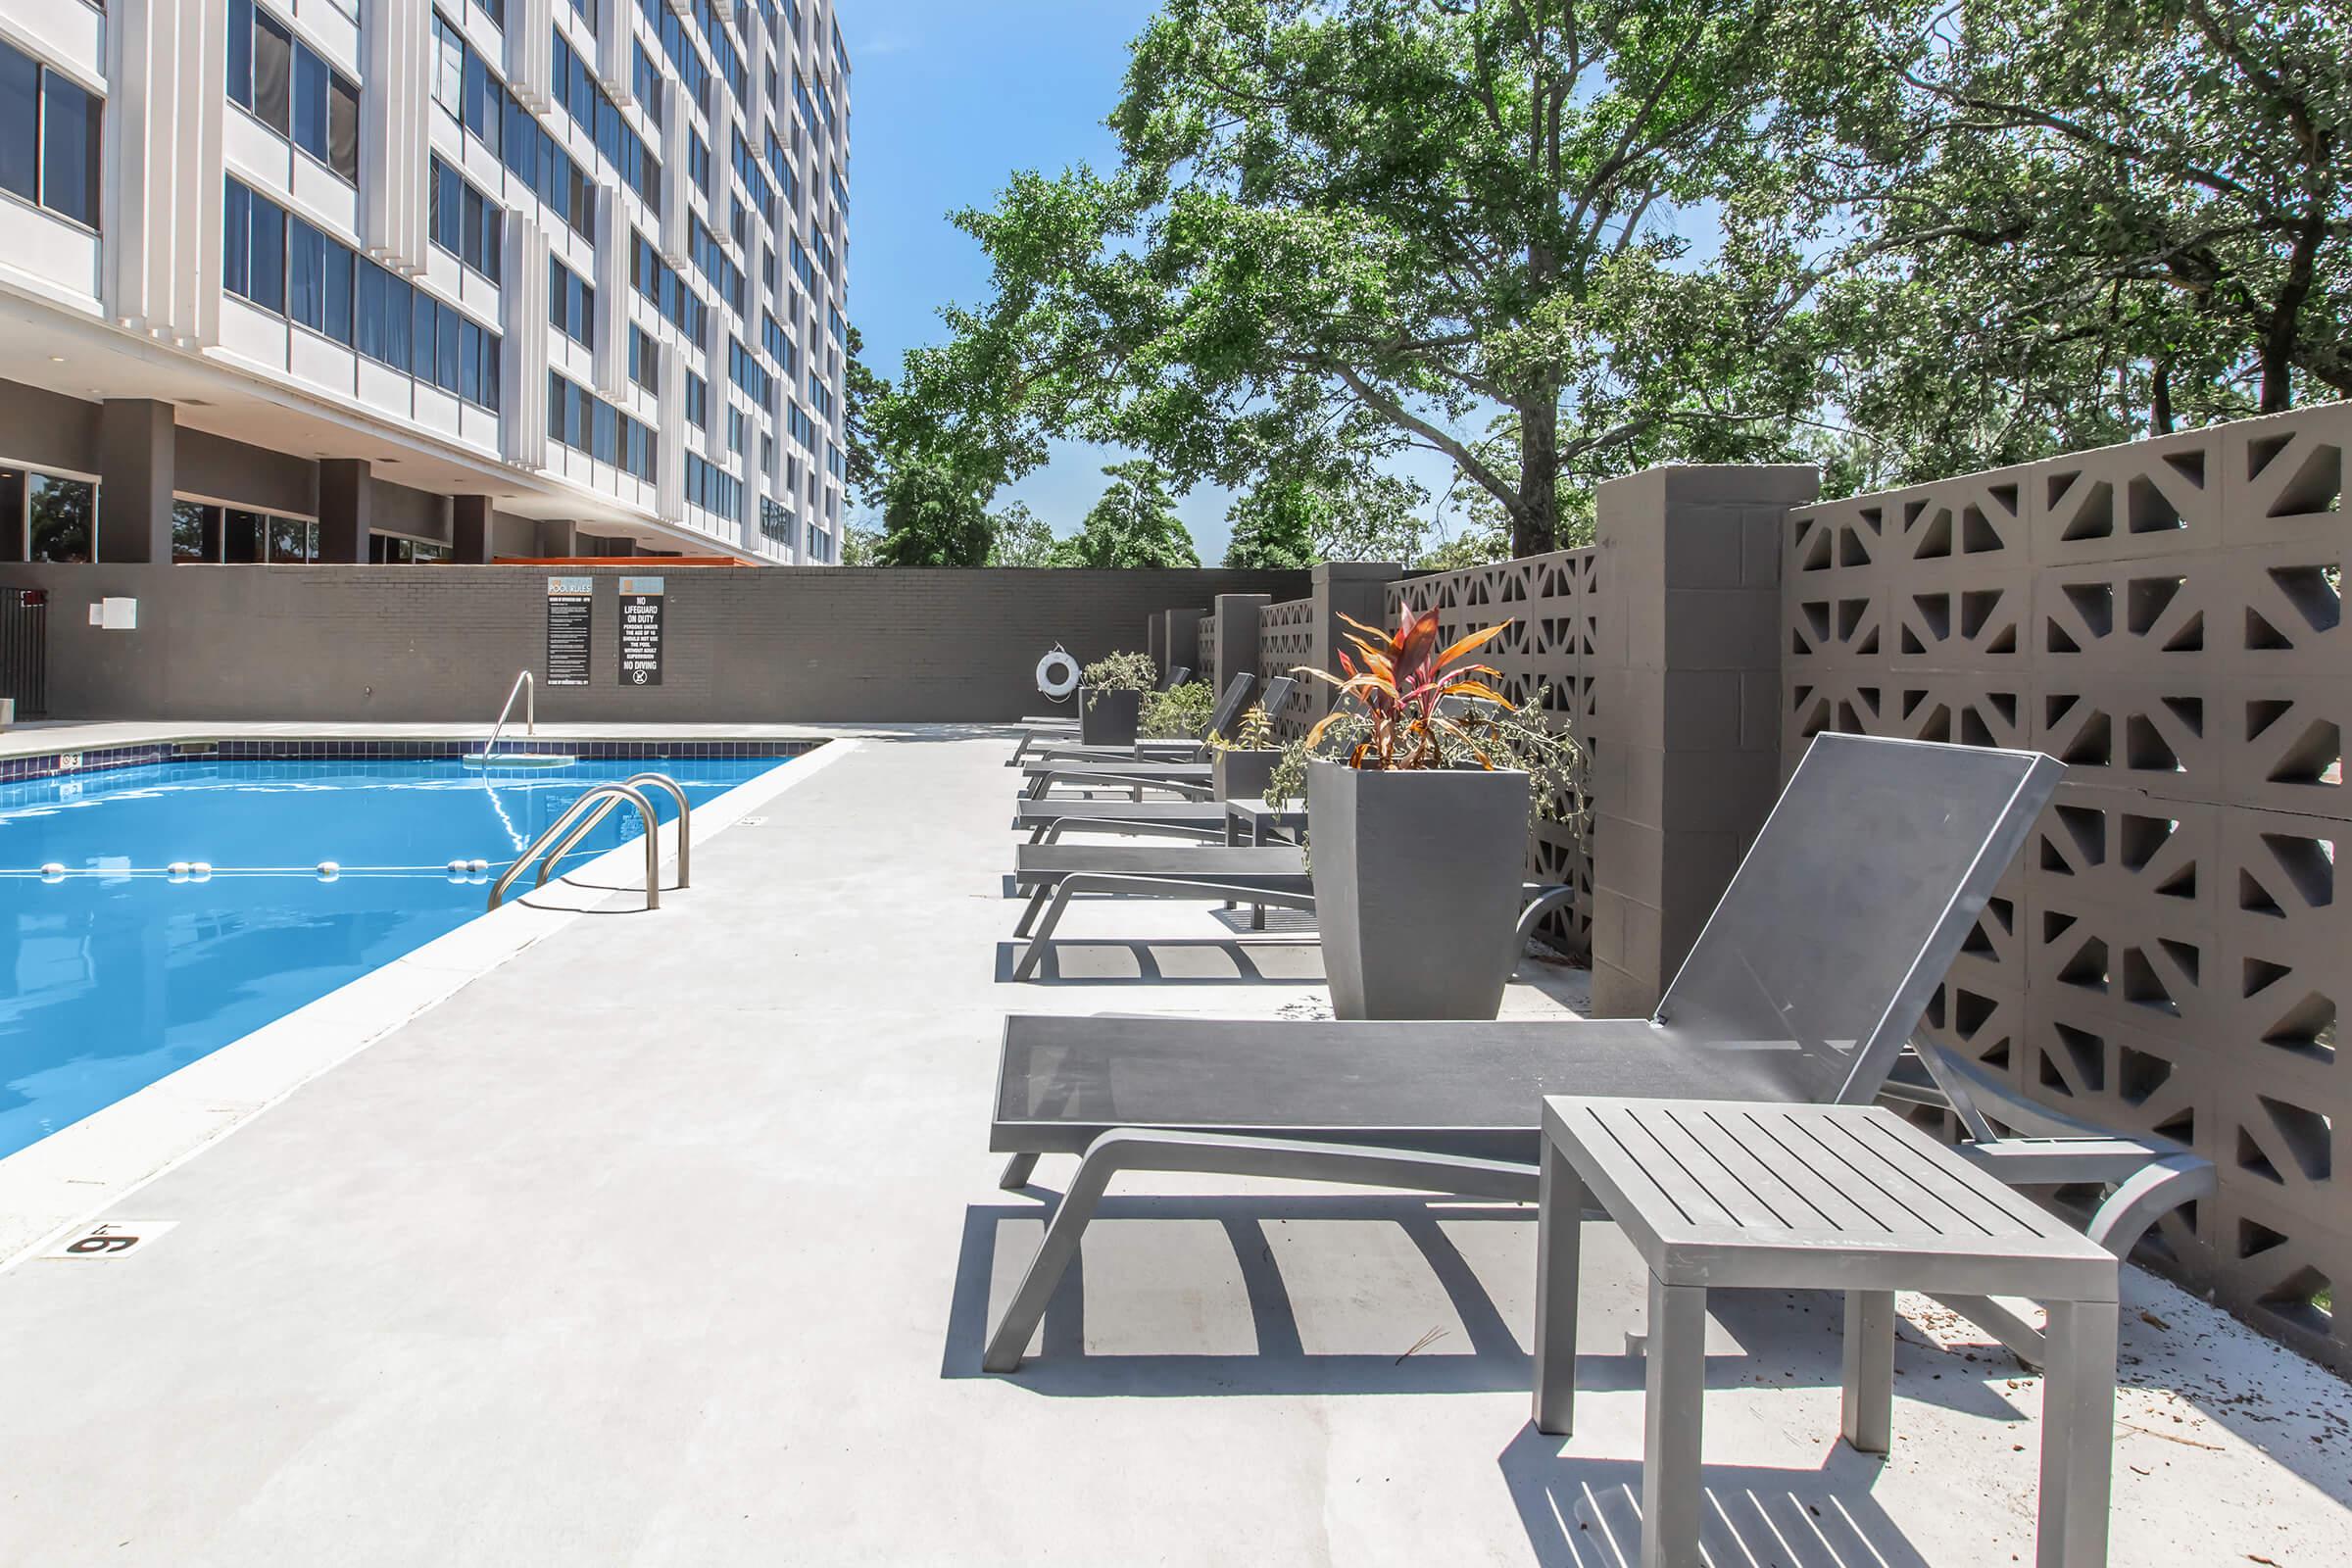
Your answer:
1532;1096;2121;1568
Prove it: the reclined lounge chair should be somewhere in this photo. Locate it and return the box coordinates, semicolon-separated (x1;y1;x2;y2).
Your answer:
979;733;2069;1370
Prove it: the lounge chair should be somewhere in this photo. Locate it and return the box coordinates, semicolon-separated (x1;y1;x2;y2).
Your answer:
1006;839;1576;977
1024;674;1270;767
978;732;2070;1370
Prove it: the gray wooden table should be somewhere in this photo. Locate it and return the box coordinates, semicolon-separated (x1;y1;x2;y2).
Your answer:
1533;1096;2121;1568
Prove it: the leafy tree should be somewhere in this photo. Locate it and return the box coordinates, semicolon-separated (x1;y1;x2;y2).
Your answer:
900;0;1844;558
873;455;995;566
841;322;888;506
1052;460;1200;567
1224;459;1430;567
1783;0;2348;482
986;500;1061;566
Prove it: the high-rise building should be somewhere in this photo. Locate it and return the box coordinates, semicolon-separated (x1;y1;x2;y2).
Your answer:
0;0;853;566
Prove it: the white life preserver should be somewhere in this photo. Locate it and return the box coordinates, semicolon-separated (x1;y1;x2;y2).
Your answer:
1035;646;1081;701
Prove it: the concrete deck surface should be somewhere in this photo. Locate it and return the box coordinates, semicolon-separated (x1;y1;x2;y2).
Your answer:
0;726;2344;1565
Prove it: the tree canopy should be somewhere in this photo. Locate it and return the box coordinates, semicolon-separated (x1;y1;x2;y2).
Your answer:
867;0;2348;560
1052;461;1201;567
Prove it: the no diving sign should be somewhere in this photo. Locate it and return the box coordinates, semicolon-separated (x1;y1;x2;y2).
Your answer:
618;576;664;687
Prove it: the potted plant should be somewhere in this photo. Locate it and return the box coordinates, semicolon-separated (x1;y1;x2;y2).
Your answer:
1140;679;1216;742
1208;702;1282;800
1078;651;1156;745
1283;607;1580;1021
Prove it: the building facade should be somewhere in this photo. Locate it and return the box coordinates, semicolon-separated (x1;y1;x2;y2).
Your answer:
0;0;853;566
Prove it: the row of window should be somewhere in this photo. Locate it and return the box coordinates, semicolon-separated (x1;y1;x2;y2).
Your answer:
429;156;504;283
0;38;101;230
553;27;660;207
431;11;596;243
689;217;747;317
548;372;659;483
728;338;770;406
629;229;709;340
684;451;740;519
228;0;362;185
226;177;504;415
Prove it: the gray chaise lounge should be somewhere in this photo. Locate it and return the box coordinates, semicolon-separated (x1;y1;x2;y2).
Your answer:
978;733;2089;1370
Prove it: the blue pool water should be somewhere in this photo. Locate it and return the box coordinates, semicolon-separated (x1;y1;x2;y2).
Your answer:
0;755;789;1159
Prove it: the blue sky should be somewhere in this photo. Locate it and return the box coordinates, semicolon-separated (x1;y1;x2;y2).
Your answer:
842;0;1467;562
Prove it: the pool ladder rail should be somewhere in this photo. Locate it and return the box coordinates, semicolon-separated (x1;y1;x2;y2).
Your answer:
487;773;691;911
468;670;574;768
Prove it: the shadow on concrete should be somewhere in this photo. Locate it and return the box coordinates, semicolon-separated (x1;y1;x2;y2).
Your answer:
993;939;1323;985
943;1192;2018;1431
1494;1424;1936;1568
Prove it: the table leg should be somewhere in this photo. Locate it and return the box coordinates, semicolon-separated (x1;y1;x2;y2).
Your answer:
2038;1298;2118;1568
1641;1272;1706;1568
1531;1141;1586;1436
1840;1290;1895;1454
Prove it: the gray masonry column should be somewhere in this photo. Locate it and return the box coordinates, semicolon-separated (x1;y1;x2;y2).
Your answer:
317;459;372;562
1588;465;1819;1017
1162;608;1204;684
1207;593;1270;697
1305;563;1402;724
97;399;175;563
451;496;496;564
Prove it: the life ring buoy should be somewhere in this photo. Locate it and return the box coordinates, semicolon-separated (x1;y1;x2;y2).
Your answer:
1035;646;1081;701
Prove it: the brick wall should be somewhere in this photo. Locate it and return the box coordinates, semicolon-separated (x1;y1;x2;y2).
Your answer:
0;564;1306;722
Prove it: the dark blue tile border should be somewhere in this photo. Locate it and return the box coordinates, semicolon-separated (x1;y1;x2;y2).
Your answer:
0;736;821;784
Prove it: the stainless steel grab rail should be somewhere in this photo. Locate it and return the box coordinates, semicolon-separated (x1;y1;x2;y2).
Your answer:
481;670;535;763
531;773;691;891
487;782;662;910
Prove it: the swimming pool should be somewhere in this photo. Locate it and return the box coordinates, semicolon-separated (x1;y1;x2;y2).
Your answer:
0;754;792;1159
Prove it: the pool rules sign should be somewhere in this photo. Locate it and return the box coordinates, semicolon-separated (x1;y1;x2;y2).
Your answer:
545;576;592;687
618;576;665;686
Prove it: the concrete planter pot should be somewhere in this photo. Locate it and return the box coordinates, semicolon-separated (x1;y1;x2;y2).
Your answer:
1306;760;1531;1021
1212;749;1282;802
1079;687;1143;746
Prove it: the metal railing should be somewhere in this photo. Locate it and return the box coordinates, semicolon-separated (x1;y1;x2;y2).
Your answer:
486;778;673;911
479;670;534;763
529;773;692;893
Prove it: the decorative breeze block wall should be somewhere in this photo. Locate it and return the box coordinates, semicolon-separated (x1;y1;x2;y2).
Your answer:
1783;401;2348;1373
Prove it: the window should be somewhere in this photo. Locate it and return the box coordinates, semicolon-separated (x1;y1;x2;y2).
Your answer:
230;1;358;181
548;371;656;481
0;39;101;229
26;472;95;563
550;257;595;348
630;324;660;392
429;157;503;282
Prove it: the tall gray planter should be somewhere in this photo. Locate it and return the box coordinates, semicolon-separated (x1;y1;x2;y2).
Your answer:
1212;749;1282;802
1079;687;1142;746
1307;760;1531;1020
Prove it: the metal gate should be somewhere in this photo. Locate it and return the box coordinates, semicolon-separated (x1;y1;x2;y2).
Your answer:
0;587;48;719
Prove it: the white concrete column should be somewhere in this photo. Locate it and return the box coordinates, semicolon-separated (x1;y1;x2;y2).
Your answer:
502;216;553;467
360;0;429;275
595;0;630;101
106;0;228;346
507;0;556;112
591;187;628;400
657;342;685;522
658;78;690;267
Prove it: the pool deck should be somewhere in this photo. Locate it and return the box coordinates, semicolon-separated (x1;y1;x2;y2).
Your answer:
0;723;2344;1565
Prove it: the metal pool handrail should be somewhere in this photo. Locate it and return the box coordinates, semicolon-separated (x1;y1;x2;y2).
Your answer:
481;670;534;763
531;772;691;892
487;782;662;911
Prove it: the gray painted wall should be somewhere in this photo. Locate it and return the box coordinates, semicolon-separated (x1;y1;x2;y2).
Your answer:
2;564;1308;721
